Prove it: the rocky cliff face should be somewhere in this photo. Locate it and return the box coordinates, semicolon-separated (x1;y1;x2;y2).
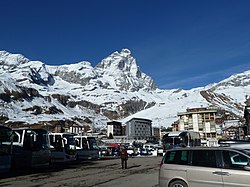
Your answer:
53;61;98;86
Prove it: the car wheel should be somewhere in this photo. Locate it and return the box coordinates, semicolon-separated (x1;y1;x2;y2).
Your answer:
169;180;187;187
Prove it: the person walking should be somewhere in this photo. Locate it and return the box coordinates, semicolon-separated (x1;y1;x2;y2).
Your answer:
120;147;128;169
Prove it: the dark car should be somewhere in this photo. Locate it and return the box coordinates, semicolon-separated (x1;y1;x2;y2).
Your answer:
111;147;120;156
99;146;111;156
140;148;150;155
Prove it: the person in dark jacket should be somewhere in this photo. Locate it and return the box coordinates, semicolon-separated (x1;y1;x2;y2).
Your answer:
120;147;128;169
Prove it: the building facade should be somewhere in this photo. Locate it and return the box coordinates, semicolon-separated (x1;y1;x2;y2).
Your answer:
152;127;160;141
176;107;221;139
107;121;122;137
244;106;250;136
125;118;152;140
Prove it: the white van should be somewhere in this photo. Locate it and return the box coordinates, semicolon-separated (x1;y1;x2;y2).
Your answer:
159;147;250;187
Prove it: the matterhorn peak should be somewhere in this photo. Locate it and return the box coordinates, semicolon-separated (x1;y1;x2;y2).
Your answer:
94;49;156;91
95;48;137;72
110;48;131;58
120;48;131;56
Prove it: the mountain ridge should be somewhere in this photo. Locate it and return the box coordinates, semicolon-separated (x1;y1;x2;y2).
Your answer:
0;49;249;128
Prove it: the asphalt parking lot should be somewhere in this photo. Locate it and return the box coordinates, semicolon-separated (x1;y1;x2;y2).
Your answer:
0;156;162;187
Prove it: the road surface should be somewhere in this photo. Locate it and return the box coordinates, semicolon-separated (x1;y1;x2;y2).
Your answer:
0;156;162;187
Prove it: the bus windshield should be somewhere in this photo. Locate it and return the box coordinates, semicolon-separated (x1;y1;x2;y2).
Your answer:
163;131;201;150
164;137;183;145
87;137;98;150
32;129;50;150
0;127;12;155
63;134;76;150
12;128;51;168
163;137;184;150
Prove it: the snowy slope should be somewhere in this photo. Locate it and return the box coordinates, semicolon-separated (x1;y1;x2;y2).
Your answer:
121;88;211;126
0;49;249;128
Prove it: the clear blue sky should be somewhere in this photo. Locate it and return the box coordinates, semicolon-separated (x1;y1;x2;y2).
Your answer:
1;0;250;89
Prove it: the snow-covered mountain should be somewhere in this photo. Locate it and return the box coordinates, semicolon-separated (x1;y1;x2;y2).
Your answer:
0;49;249;128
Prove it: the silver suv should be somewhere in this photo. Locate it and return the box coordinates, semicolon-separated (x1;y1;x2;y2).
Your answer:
159;147;250;187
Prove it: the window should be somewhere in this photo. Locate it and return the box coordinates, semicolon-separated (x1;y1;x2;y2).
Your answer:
82;138;88;150
222;151;250;170
13;132;20;143
88;138;98;150
164;150;189;165
75;138;81;147
50;135;63;151
192;150;217;167
241;149;250;157
23;132;35;150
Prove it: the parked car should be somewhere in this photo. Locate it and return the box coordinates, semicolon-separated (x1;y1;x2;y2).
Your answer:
156;147;164;156
99;146;112;156
127;147;139;156
140;148;152;156
111;147;120;156
126;148;133;156
159;146;250;187
143;144;155;151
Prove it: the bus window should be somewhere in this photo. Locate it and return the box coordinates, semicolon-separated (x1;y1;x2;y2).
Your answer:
87;137;98;149
0;127;13;155
163;131;201;150
0;126;13;173
23;132;33;150
34;132;50;150
13;132;20;143
75;138;80;147
55;135;63;151
82;138;88;150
